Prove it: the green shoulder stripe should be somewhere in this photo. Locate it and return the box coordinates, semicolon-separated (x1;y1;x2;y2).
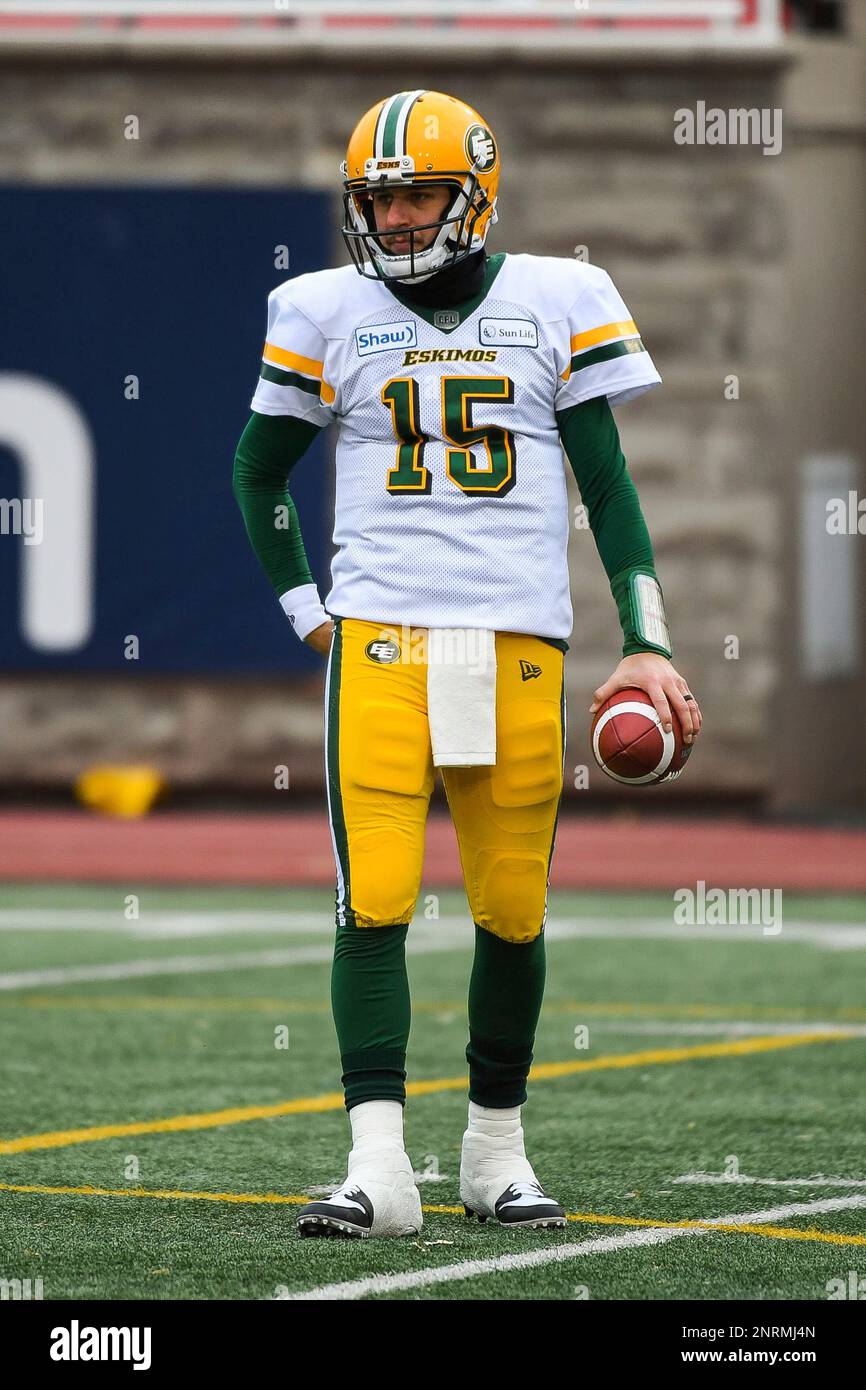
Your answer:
569;338;645;375
259;363;322;397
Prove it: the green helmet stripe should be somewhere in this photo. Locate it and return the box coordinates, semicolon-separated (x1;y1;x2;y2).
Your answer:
380;92;408;158
377;90;423;159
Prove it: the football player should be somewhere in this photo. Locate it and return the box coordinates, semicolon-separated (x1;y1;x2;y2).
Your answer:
233;90;702;1239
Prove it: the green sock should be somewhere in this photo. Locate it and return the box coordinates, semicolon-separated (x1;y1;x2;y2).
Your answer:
466;924;546;1108
331;918;411;1111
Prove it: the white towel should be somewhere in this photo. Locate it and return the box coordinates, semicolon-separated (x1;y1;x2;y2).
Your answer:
426;628;497;767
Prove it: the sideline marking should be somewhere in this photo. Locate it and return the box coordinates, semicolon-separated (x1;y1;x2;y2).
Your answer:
280;1194;866;1300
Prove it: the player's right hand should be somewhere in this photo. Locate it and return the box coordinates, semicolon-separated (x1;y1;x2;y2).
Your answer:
304;619;335;655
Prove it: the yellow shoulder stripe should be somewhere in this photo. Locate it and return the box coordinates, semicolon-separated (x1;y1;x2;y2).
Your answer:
263;341;323;377
262;340;335;405
569;318;638;355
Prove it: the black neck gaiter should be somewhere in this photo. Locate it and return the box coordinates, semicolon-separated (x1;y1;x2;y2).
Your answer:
389;248;488;310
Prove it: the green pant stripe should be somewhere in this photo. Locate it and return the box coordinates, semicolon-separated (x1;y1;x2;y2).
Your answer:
541;661;567;930
326;619;351;925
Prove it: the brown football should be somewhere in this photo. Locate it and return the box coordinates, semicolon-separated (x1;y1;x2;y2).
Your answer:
591;687;692;785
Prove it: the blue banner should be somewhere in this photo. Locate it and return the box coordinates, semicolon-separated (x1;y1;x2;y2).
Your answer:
0;185;333;673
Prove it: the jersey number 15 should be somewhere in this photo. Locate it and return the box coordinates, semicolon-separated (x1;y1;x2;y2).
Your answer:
381;375;516;498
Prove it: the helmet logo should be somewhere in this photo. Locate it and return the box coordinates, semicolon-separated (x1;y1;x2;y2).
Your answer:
465;124;497;172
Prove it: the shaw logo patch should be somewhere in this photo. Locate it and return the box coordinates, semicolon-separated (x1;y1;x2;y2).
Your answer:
355;322;417;356
520;659;542;681
479;318;538;348
365;639;401;664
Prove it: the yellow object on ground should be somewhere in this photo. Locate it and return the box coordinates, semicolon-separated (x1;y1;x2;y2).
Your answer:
75;765;165;818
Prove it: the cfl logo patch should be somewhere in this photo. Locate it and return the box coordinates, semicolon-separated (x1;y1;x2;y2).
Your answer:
520;660;542;681
365;639;400;664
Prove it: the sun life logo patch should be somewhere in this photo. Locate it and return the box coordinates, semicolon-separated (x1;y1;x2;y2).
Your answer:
479;318;538;347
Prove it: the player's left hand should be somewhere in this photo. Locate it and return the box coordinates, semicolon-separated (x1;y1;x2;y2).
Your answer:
304;619;335;656
589;653;702;745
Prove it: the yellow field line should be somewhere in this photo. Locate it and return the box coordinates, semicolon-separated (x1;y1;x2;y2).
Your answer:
3;996;866;1023
0;996;334;1013
0;1031;857;1156
1;1182;863;1247
422;1204;866;1246
0;1091;347;1154
0;1181;307;1205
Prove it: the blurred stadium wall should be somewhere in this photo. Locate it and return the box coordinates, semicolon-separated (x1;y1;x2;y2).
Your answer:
0;3;863;814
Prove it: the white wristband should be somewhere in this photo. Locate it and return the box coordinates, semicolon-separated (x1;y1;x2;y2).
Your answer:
278;583;330;641
629;572;672;657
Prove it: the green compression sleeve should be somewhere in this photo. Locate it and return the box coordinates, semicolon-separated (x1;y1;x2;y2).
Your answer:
232;411;322;596
556;395;672;658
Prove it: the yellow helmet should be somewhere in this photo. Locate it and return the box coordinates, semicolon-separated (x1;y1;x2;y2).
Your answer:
340;89;500;282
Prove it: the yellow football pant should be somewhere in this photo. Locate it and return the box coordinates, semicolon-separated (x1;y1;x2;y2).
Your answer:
324;617;565;943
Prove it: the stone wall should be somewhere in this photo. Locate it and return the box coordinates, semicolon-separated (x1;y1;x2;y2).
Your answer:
0;50;809;798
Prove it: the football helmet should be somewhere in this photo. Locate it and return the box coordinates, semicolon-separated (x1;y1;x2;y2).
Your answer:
341;89;500;283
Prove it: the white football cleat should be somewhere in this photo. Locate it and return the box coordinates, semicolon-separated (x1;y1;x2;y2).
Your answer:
297;1137;422;1239
460;1126;567;1229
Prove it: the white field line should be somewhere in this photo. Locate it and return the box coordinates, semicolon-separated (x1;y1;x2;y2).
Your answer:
0;910;327;935
279;1194;866;1301
674;1172;866;1188
552;920;866;952
2;909;866;991
1;908;865;949
0;932;463;992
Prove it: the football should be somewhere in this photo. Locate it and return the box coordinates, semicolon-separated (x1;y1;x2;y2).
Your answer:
591;686;693;785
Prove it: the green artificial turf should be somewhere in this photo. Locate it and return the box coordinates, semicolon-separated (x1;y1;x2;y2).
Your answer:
0;885;864;1300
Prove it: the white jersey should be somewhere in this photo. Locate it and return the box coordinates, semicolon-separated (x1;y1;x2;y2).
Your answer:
250;252;660;640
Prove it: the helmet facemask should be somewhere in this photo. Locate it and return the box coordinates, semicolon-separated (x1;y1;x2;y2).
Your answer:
341;170;494;283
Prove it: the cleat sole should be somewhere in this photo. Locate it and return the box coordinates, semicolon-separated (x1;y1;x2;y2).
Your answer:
297;1214;369;1239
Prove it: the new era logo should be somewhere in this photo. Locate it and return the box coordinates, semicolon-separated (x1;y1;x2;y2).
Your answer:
520;660;542;681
